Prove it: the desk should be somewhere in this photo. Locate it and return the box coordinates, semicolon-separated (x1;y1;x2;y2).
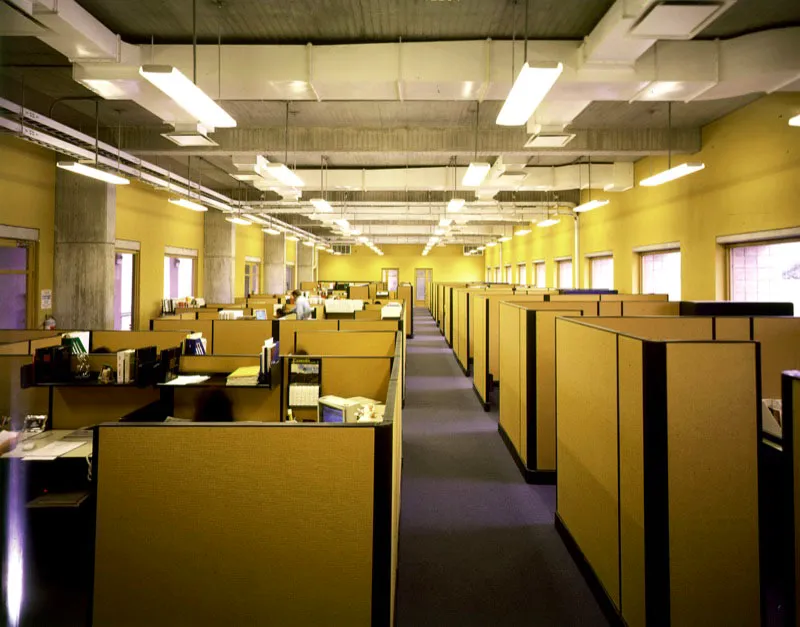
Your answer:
2;429;93;459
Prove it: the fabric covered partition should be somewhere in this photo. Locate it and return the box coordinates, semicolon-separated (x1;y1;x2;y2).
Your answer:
90;330;187;352
556;317;761;626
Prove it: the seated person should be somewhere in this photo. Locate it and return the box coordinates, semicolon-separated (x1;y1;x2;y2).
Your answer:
194;389;234;422
285;289;313;320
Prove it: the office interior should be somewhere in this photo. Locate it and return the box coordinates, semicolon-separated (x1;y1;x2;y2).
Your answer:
0;0;799;625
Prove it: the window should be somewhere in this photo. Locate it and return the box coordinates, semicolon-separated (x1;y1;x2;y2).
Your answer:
486;267;492;283
534;262;546;288
382;268;399;292
0;238;32;329
517;263;527;285
557;259;573;289
505;265;512;284
245;261;261;297
729;240;800;312
641;249;681;301
114;252;136;330
590;256;614;290
164;256;195;299
495;267;501;282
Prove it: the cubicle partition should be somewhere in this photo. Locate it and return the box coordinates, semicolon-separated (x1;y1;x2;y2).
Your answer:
92;336;403;627
398;284;413;337
555;316;761;627
151;318;214;344
90;330;188;352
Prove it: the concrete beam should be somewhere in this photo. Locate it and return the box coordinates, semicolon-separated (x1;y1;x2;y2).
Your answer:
204;211;235;303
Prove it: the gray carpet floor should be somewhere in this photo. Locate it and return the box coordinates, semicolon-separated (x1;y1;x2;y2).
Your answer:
395;307;610;627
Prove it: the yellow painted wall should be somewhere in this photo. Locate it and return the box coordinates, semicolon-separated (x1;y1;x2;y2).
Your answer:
487;93;800;299
116;182;205;329
318;244;484;284
285;237;297;264
0;136;55;327
235;225;264;297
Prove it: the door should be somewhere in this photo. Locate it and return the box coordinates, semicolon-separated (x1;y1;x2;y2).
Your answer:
0;238;33;329
415;268;432;305
382;268;399;292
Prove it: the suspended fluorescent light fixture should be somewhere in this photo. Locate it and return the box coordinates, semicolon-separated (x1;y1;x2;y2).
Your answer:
169;197;207;212
302;240;315;247
498;236;512;242
447;198;465;212
462;162;491;186
486;241;497;247
573;199;609;213
334;218;350;229
262;227;281;235
639;162;706;187
477;245;486;251
358;236;369;243
57;161;130;185
310;198;333;213
496;63;564;126
434;229;446;236
139;65;236;129
789;114;800;127
537;218;560;228
264;164;305;187
439;218;453;227
514;227;531;236
285;234;299;242
226;216;251;226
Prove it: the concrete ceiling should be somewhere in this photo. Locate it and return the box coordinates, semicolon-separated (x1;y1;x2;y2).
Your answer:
1;0;798;246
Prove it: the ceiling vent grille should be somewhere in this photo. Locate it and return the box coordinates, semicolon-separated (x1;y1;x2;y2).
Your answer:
333;244;352;255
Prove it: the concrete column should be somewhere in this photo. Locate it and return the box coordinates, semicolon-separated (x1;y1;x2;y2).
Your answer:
54;169;115;329
297;241;314;286
264;232;285;295
204;210;235;303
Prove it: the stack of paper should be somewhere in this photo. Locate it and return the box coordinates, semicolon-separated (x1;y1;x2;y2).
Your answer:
227;366;260;387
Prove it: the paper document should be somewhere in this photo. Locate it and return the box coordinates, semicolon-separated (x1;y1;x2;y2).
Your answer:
162;375;210;386
23;440;84;460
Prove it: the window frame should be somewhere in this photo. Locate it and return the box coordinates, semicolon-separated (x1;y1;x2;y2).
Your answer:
556;258;573;289
163;254;198;300
115;248;139;331
0;237;36;328
726;237;800;305
638;247;681;301
533;261;546;288
517;262;527;286
588;254;614;290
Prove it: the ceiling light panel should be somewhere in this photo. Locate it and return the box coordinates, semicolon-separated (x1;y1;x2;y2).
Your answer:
496;63;564;126
639;162;705;187
462;163;491;187
169;197;207;212
57;161;129;185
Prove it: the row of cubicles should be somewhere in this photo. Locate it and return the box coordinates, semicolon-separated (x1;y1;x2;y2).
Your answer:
429;282;800;627
0;317;406;626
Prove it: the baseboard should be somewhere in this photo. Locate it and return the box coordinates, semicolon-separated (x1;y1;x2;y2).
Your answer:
555;514;624;627
497;425;556;485
471;383;490;412
457;356;470;377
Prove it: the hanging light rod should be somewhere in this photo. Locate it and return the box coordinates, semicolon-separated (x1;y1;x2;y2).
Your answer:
139;66;236;129
639;162;706;187
496;63;563;126
169;197;207;212
57;161;130;185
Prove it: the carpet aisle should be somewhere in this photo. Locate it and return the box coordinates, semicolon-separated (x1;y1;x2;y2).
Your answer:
394;307;609;626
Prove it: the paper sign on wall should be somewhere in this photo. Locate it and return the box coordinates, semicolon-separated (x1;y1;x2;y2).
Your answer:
40;289;52;310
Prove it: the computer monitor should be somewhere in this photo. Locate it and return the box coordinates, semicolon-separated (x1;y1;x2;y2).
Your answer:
254;309;267;320
317;395;359;423
320;404;345;423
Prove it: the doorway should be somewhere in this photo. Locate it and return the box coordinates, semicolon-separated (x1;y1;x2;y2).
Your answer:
382;268;399;292
285;264;295;293
415;268;432;305
114;251;137;330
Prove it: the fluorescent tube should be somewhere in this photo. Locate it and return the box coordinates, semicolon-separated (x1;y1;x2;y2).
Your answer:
514;228;531;236
439;218;453;227
169;197;207;212
302;240;315;247
57;161;130;185
462;162;491;186
226;216;250;226
639;162;705;187
262;227;281;235
789;114;799;127
573;199;610;213
447;198;465;212
498;236;512;242
496;62;564;126
310;198;333;212
264;164;305;187
537;218;560;228
139;65;236;129
486;241;497;247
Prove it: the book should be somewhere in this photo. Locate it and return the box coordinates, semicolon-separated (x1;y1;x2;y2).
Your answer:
227;365;260;387
116;349;135;384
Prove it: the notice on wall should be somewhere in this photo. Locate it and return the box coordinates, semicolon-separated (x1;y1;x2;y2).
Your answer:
40;289;52;310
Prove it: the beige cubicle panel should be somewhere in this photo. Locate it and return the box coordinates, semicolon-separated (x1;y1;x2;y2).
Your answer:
355;309;382;320
91;330;188;352
549;293;602;302
172;386;281;422
211;320;275;355
0;355;48;419
599;293;669;302
0;330;59;343
340;320;400;332
151;318;213;343
590;316;713;340
714;316;751;340
93;424;381;627
51;386;160;430
279;319;338;354
556;317;761;627
753;317;800;399
620;301;680;316
295;330;396;357
197;310;220;320
398;284;413;336
0;341;34;355
349;285;370;300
